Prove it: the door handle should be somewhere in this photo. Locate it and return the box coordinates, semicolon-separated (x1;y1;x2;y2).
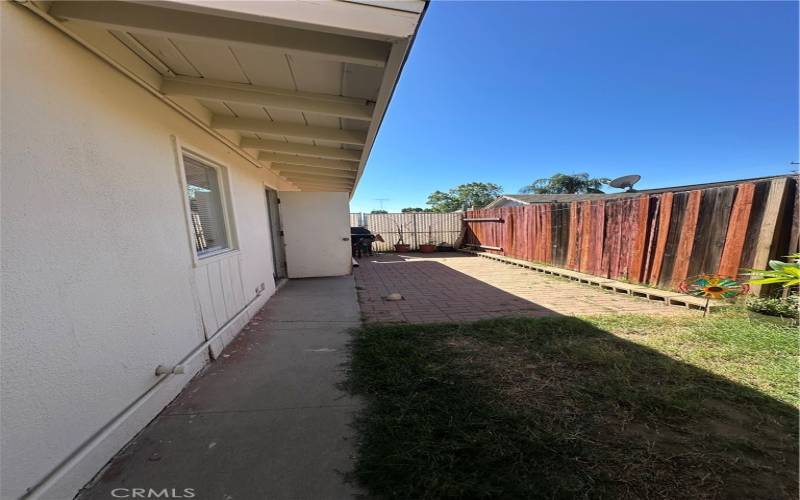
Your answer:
342;237;350;241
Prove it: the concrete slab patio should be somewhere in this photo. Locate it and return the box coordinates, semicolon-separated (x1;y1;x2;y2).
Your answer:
355;253;693;323
78;277;362;500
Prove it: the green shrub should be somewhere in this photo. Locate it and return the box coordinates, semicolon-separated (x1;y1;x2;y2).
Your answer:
746;253;800;287
745;293;799;320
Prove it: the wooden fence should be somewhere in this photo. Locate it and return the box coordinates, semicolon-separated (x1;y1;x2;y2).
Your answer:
351;212;462;252
464;176;798;294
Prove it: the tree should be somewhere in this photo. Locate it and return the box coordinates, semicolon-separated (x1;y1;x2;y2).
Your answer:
401;207;433;213
520;173;609;194
425;182;503;212
370;209;388;214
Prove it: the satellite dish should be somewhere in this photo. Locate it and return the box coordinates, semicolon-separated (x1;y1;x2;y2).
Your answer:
609;174;641;191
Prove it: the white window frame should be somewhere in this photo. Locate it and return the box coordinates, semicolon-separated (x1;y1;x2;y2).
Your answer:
173;137;239;266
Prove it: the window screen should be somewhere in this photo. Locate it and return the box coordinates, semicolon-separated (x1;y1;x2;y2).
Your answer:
183;155;229;257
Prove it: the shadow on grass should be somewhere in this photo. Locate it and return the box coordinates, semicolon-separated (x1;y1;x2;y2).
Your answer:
346;316;798;500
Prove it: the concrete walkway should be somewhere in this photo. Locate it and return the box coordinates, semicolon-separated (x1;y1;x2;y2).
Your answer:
79;277;362;500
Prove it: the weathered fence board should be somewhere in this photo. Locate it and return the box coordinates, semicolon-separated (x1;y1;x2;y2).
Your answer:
463;176;797;295
718;183;755;276
648;192;673;286
351;212;462;251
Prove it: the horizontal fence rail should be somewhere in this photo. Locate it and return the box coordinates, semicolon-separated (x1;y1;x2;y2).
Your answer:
463;176;798;295
350;212;463;252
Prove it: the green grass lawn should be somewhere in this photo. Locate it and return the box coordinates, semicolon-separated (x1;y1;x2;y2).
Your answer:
347;309;798;499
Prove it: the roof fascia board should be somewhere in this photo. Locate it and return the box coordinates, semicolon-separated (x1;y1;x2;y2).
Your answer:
134;0;423;41
49;1;391;67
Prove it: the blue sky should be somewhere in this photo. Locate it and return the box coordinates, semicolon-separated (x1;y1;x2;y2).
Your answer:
350;1;799;213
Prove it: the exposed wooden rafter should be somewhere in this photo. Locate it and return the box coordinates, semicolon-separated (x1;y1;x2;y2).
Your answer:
258;152;358;171
289;181;353;189
161;77;374;121
213;116;367;145
285;175;354;186
271;164;356;180
241;138;362;161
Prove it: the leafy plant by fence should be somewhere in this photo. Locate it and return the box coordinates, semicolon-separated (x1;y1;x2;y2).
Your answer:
351;212;462;252
464;176;798;295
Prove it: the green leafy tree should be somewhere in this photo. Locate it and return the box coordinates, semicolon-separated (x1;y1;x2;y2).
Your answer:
426;182;503;212
521;173;609;194
370;209;388;214
401;207;434;213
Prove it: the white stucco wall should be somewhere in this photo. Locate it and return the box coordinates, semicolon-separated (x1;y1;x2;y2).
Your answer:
0;5;289;498
279;192;353;278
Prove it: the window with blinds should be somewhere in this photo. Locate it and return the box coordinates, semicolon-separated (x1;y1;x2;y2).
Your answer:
183;155;230;258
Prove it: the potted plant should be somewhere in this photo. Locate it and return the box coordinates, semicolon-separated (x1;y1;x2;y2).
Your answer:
419;225;436;253
394;223;410;252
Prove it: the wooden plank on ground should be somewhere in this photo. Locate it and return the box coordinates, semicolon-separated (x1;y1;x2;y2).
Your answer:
718;183;755;276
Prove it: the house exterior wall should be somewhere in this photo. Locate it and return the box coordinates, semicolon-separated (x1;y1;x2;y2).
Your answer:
279;192;353;278
0;5;290;498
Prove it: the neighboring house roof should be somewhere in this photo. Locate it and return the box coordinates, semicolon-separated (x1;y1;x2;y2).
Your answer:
484;174;795;208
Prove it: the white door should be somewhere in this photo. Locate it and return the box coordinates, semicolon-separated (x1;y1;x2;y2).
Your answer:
278;192;352;278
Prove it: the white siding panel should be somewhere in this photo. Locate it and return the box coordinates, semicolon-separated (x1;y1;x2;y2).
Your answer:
193;264;219;334
206;260;230;327
219;258;234;318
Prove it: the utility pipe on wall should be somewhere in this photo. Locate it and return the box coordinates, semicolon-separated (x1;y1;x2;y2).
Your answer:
21;290;264;499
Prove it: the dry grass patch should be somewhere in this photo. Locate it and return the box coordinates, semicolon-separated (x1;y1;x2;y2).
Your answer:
347;311;798;499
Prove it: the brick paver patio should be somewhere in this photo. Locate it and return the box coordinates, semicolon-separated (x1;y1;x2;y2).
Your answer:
354;252;693;323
